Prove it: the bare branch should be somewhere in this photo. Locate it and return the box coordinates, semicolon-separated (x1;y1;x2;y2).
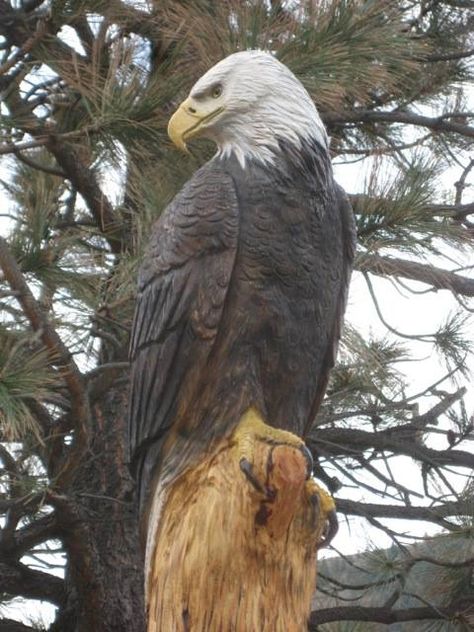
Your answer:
406;555;474;569
0;138;49;155
1;513;60;558
349;194;474;220
454;158;474;206
335;497;471;525
0;561;65;605
309;598;474;627
311;426;474;470
356;253;474;297
323;109;474;139
0;15;47;76
13;148;65;177
412;387;467;428
423;47;474;62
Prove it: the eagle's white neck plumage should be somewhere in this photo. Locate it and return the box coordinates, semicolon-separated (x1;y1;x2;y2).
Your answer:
215;95;327;168
190;51;328;169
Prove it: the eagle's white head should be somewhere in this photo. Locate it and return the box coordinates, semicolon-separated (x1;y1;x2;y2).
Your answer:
168;51;328;168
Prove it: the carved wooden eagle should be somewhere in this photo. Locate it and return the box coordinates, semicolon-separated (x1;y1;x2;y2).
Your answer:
128;50;356;585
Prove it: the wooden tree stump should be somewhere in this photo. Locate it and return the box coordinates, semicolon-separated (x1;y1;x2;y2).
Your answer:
147;417;335;631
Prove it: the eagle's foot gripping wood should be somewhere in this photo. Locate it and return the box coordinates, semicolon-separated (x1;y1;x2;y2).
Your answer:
232;407;313;497
147;410;338;632
305;479;339;549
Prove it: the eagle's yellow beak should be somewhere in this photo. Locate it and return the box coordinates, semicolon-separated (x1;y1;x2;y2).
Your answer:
168;97;223;152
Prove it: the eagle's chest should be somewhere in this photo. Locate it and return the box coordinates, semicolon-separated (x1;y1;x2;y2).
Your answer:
221;153;338;345
235;183;322;295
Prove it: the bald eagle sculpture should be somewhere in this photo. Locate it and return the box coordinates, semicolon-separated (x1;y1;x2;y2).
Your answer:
129;51;356;578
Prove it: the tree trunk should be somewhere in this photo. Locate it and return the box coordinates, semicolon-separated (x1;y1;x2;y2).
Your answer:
147;414;334;631
51;385;145;632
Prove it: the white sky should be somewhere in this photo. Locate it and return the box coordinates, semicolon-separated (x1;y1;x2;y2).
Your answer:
327;156;474;561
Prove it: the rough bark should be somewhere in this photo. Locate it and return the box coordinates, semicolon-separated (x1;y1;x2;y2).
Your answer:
147;422;334;632
49;385;145;632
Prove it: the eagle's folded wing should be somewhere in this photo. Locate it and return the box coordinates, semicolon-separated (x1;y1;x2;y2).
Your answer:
128;166;239;509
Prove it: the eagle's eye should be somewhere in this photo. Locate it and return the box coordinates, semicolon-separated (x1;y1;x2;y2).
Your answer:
211;84;222;99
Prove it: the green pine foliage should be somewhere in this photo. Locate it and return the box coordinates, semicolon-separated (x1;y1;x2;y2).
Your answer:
0;328;58;441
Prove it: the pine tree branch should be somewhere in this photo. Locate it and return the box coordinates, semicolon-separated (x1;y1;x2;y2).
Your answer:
411;387;467;428
0;138;49;155
0;489;44;511
441;0;474;8
0;236;89;487
0;497;14;511
323;109;474;139
0;0;87;67
0;561;65;605
336;132;433;156
0;135;126;254
0;12;47;76
13;148;65;177
0;235;85;397
349;195;474;220
0;443;18;474
423;47;474;62
104;0;160;39
0;1;126;254
0;513;60;559
68;14;94;56
405;555;474;569
309;597;474;627
310;427;474;470
334;498;471;524
356;253;474;297
45;138;126;254
24;398;55;438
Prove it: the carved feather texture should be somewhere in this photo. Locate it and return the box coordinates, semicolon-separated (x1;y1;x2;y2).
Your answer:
128;138;356;581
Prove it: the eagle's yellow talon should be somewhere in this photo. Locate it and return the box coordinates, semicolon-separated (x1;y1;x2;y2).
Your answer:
305;479;338;548
233;407;313;493
239;457;267;495
232;407;307;457
305;480;336;513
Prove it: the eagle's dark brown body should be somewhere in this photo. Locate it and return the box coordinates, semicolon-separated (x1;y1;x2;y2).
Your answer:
129;138;356;512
